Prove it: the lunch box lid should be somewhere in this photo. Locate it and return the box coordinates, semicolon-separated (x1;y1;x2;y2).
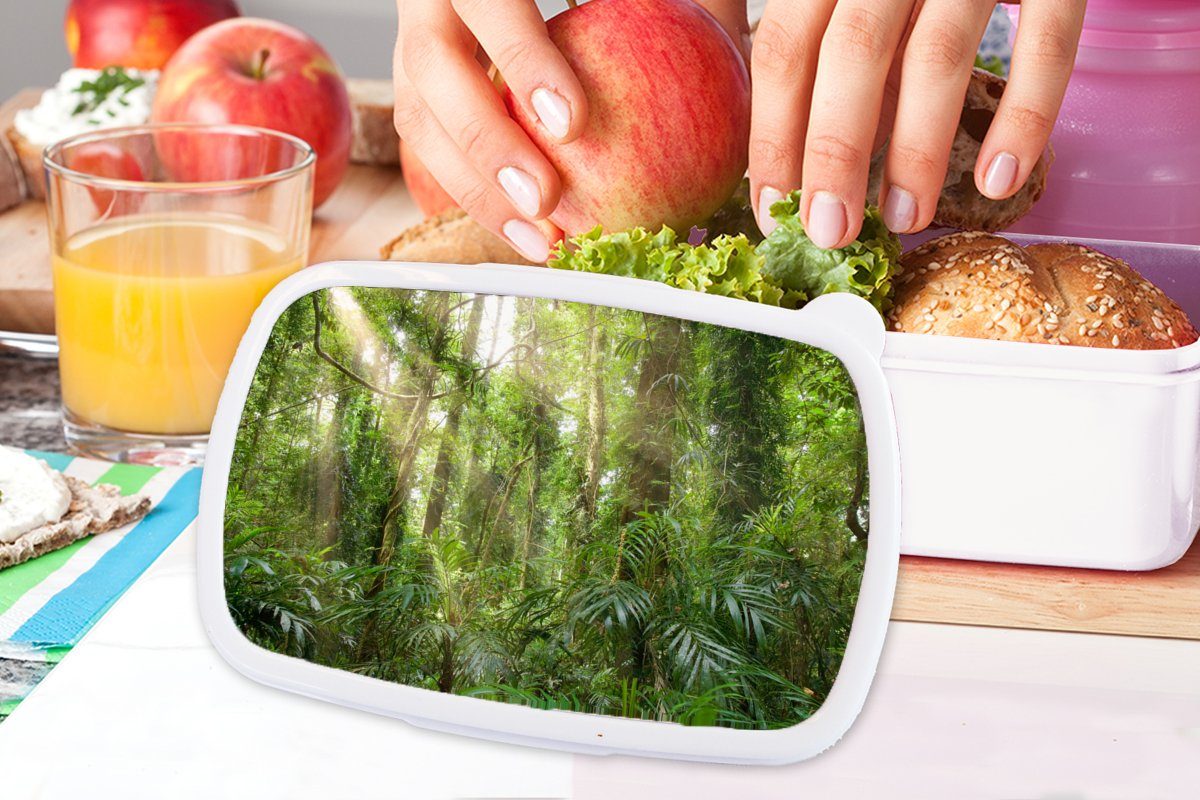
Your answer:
195;261;903;765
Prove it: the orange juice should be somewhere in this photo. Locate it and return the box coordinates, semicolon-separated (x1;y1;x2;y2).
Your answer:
53;214;303;435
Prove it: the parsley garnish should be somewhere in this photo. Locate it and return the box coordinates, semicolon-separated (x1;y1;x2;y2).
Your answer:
72;67;145;116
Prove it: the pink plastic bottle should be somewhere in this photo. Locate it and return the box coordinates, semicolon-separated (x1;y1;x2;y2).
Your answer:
1007;0;1200;245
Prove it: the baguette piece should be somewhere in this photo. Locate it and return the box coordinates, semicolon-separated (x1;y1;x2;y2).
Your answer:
889;231;1198;349
381;209;538;266
867;69;1051;232
0;477;151;570
347;78;400;167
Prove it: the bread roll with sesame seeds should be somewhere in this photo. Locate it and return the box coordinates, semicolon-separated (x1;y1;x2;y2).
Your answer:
889;232;1198;349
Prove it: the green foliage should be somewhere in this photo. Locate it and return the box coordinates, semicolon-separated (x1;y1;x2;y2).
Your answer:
758;191;901;313
224;288;869;729
548;190;901;313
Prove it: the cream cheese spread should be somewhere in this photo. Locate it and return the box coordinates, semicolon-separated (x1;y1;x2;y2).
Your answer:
0;446;72;543
14;67;158;147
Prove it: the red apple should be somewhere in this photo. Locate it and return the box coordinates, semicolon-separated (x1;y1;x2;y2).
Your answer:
151;18;351;207
502;0;749;235
68;140;146;214
399;140;458;218
66;0;240;70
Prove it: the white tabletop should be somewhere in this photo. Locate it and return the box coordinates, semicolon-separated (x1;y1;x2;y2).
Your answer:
2;525;1198;799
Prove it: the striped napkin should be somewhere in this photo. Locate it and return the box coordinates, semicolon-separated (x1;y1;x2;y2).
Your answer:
0;451;200;716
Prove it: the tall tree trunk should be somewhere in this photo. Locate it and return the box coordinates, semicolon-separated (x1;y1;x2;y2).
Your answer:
318;389;350;554
618;317;683;527
421;297;485;539
237;334;288;494
616;316;683;682
437;633;455;693
582;307;607;523
519;314;549;589
476;445;532;564
357;294;453;662
304;391;326;541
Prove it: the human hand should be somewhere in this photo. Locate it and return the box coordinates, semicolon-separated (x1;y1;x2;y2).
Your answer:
748;1;1085;247
393;0;749;262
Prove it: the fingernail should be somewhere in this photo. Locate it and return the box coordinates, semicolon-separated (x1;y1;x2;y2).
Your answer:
498;166;541;218
882;185;917;233
757;186;783;236
531;88;571;140
807;191;848;249
983;151;1019;199
503;218;550;262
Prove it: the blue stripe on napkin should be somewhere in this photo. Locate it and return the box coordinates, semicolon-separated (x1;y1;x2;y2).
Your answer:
9;468;202;646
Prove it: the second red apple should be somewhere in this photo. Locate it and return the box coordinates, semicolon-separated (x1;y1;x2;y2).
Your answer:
151;18;351;207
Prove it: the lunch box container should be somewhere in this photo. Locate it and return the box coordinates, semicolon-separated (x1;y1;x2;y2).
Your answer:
885;233;1200;570
199;264;903;764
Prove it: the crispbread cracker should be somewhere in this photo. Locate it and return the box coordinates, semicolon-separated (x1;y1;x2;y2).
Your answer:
0;477;151;570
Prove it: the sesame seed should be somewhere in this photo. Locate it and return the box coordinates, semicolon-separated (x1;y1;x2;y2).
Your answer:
1112;335;1120;347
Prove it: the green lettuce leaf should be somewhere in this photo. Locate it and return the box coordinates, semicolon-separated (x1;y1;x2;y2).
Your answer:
548;225;679;283
757;191;901;313
548;189;899;315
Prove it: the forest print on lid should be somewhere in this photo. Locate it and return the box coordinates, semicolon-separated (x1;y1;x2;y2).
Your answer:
224;287;869;730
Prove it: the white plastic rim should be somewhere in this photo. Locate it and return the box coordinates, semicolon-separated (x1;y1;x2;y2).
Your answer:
197;261;902;765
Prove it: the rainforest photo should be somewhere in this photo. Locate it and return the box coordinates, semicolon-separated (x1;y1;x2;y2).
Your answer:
224;286;869;730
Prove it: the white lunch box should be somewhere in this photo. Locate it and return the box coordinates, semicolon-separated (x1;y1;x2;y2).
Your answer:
885;233;1200;570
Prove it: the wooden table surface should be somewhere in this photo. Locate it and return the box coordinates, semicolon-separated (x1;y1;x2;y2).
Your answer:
894;537;1200;640
3;91;1198;642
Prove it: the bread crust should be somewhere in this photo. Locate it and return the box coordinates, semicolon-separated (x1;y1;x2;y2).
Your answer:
0;126;25;211
6;126;43;200
867;69;1050;232
889;231;1198;349
347;78;400;167
380;208;538;266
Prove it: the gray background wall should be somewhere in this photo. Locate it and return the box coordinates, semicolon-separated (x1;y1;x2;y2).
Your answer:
0;0;570;100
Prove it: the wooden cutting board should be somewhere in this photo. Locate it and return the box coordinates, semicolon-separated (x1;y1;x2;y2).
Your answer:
0;87;420;335
3;93;1198;641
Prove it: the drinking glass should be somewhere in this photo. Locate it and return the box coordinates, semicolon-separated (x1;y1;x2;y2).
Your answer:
44;123;314;465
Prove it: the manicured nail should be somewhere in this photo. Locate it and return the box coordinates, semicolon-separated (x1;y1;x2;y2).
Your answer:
757;186;783;236
503;218;550;262
983;151;1019;199
531;88;571;140
807;191;848;249
498;166;541;218
882;185;917;233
